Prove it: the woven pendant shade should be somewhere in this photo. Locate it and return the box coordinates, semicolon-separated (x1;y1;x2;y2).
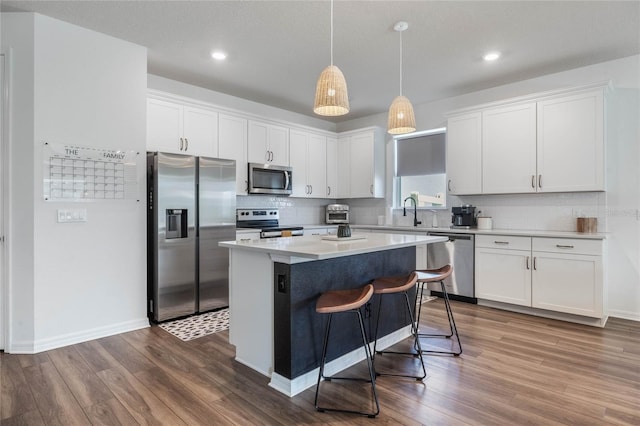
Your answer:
387;95;416;135
314;65;350;116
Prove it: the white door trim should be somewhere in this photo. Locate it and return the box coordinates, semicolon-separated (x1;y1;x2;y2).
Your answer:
0;52;6;350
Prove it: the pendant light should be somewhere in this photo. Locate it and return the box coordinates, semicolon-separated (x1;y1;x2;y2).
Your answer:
313;0;349;116
387;21;416;134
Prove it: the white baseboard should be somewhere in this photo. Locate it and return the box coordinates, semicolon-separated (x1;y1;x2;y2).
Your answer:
268;325;412;397
8;318;150;354
608;309;640;322
477;299;608;327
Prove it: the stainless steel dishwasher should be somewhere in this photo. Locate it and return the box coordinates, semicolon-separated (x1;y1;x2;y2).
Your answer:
426;232;476;303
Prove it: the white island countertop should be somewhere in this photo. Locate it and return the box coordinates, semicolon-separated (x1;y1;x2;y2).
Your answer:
220;232;447;261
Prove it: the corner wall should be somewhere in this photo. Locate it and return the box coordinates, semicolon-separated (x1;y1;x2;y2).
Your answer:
2;13;149;352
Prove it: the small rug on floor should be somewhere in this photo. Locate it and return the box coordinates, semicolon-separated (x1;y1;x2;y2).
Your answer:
158;308;229;341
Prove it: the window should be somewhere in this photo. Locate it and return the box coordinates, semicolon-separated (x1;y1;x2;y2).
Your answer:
394;128;447;209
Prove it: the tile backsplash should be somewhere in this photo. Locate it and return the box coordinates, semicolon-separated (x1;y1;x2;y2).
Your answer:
236;191;606;233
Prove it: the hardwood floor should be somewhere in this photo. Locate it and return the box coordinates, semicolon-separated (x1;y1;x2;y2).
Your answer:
2;300;639;425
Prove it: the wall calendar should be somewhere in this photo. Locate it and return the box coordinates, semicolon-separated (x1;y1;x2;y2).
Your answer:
43;142;139;201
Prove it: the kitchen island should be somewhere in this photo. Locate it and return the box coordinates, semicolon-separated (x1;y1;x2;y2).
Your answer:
219;232;447;396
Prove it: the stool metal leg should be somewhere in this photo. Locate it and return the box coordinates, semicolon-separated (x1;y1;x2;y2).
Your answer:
315;309;380;418
372;291;427;380
415;281;462;356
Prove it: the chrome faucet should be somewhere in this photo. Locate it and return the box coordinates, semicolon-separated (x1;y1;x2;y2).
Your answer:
403;196;422;227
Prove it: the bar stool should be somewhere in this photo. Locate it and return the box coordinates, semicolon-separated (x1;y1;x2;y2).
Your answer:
314;284;379;418
415;264;462;356
371;272;426;380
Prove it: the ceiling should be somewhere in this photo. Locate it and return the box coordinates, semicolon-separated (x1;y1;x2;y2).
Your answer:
2;1;639;122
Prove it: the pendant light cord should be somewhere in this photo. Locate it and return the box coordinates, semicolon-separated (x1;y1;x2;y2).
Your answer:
330;0;334;66
399;29;403;96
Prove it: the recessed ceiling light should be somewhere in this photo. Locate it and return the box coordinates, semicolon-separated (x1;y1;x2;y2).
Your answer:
483;51;501;62
211;51;227;61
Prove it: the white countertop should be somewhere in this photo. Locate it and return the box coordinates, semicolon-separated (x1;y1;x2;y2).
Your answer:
220;232;448;260
348;225;607;240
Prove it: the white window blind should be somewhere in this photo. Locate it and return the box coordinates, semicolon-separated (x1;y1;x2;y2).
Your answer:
395;130;446;176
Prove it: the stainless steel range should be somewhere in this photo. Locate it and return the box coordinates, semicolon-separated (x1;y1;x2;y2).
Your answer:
236;208;304;238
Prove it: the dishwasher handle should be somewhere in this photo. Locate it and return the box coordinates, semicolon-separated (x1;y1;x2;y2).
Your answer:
428;232;473;242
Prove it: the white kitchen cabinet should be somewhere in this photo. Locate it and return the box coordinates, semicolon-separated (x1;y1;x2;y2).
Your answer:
446;84;606;195
482;103;537;194
337;127;385;198
219;113;248;195
446;112;482;195
531;238;603;318
475;235;604;319
336;135;351;198
326;137;338;198
147;97;218;157
290;129;327;198
475;236;532;306
248;120;289;166
536;89;604;192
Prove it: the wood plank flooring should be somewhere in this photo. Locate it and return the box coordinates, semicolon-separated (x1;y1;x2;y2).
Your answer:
2;300;639;425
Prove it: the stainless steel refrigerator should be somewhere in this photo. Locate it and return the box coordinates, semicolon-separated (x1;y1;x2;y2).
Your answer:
147;152;236;322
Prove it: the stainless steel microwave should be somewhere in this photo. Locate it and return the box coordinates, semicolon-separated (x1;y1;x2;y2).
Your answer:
248;163;292;195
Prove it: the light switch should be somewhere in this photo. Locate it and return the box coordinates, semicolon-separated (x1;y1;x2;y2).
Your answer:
57;208;88;223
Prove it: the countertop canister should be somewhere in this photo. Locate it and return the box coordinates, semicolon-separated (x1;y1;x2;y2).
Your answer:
477;217;493;230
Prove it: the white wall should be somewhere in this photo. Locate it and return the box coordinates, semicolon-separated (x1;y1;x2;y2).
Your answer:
342;55;640;321
2;13;149;353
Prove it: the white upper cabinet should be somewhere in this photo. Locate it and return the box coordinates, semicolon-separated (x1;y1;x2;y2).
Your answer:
338;127;385;198
147;97;218;157
218;113;248;195
325;137;338;198
446;112;482;195
290;129;327;198
536;89;604;192
482;102;537;194
446;84;606;195
248;120;289;166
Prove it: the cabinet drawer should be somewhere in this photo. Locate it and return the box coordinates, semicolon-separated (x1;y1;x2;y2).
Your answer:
532;238;602;256
476;235;531;250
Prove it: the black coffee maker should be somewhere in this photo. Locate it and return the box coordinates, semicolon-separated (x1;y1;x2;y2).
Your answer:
451;205;477;228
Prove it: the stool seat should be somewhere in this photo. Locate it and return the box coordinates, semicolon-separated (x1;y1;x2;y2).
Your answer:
316;285;374;314
371;272;418;294
415;264;452;283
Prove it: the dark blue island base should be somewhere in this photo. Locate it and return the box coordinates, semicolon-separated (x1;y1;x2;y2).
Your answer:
273;246;416;380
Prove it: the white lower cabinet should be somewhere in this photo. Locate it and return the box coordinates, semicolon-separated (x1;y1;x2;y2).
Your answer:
531;238;603;317
475;235;604;319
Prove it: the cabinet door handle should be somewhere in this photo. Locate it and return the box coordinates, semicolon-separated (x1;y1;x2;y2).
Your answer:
448;179;452;192
310;185;312;194
526;256;530;270
370;184;373;195
327;186;331;196
531;175;536;189
538;174;542;188
494;241;510;245
556;244;574;249
184;138;188;151
180;137;184;151
533;257;537;270
270;151;274;162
